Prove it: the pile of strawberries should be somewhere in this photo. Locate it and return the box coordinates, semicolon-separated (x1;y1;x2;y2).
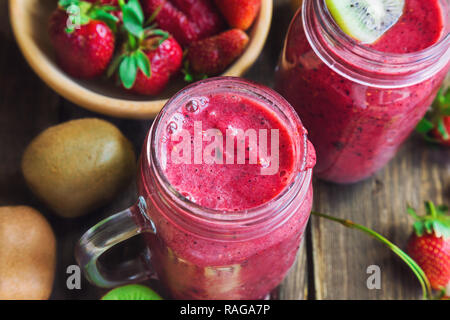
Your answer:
48;0;261;95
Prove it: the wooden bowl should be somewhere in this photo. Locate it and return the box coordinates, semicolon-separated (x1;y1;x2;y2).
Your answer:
9;0;273;119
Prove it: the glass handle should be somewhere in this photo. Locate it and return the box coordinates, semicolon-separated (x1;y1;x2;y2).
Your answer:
75;197;156;288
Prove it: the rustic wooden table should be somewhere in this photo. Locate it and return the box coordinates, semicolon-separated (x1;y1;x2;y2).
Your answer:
1;0;448;300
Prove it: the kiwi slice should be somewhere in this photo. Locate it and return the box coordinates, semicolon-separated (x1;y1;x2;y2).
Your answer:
325;0;405;44
101;284;163;300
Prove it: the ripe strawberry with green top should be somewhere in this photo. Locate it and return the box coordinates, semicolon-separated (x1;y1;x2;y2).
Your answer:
432;116;450;146
141;0;225;46
214;0;261;30
407;201;450;293
186;29;249;77
127;36;182;95
416;86;450;146
48;0;119;79
109;0;182;95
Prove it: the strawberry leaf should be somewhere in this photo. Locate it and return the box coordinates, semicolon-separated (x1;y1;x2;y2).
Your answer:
135;50;151;78
90;8;119;32
424;220;434;235
416;118;434;134
101;5;118;12
407;206;420;220
127;0;144;24
437;117;449;140
122;0;145;38
59;0;80;8
413;221;425;237
119;55;138;89
409;201;450;239
107;53;126;78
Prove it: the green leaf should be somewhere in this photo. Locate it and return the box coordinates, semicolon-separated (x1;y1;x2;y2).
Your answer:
135;50;151;78
127;0;144;24
59;0;79;8
424;220;434;235
122;6;144;38
437;117;449;140
119;55;138;89
102;6;118;12
90;9;119;32
121;0;145;38
107;53;126;78
416;118;435;134
413;221;425;237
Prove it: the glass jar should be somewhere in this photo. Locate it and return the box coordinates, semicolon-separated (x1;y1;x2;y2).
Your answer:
275;0;450;183
76;77;316;300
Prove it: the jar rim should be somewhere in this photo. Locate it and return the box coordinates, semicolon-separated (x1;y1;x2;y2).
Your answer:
145;77;312;235
303;0;450;88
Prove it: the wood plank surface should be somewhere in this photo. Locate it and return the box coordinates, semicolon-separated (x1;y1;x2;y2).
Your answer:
1;0;448;300
311;138;450;300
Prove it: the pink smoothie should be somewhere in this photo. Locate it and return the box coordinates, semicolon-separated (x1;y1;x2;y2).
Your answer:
163;93;295;211
275;0;449;183
138;82;315;299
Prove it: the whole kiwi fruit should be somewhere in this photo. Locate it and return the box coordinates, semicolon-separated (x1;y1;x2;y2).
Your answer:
0;206;56;300
22;118;136;218
101;284;163;300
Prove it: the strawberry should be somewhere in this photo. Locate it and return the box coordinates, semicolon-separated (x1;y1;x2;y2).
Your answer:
186;29;249;77
84;0;122;22
406;201;450;292
127;37;182;95
48;0;118;79
141;0;225;46
416;85;450;146
214;0;261;30
109;0;182;95
432;116;450;146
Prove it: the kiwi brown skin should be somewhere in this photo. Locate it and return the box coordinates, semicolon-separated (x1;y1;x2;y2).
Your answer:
21;118;137;218
0;206;56;300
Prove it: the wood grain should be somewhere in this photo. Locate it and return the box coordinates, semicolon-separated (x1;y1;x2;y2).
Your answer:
311;137;450;299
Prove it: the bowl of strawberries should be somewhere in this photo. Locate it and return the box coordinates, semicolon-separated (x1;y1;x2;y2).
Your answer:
9;0;271;119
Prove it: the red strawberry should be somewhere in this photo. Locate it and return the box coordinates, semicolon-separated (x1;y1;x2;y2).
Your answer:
406;202;450;292
109;0;182;95
129;37;183;95
83;0;123;26
214;0;261;30
48;6;116;79
432;116;450;146
186;29;249;76
417;87;450;146
141;0;225;46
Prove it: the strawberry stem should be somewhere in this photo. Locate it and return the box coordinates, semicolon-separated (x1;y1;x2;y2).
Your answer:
426;201;438;219
311;211;433;299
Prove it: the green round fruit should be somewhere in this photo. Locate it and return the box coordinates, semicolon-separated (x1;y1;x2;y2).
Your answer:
101;284;163;300
325;0;405;44
22;118;136;218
